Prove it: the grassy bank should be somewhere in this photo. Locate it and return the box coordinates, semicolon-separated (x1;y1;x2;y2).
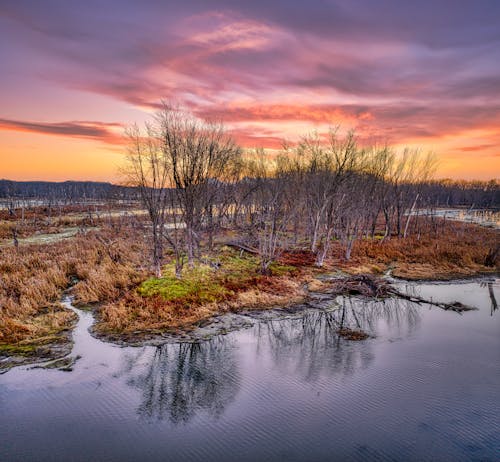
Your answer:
94;219;498;337
96;251;303;336
0;227;147;349
333;220;499;280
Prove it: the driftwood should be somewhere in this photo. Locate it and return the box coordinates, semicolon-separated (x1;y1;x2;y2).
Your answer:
326;274;393;298
322;274;478;313
390;291;477;312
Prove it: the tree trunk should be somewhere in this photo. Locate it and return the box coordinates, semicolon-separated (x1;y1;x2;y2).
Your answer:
186;225;196;268
403;193;419;238
207;205;214;251
345;237;355;260
152;225;163;278
310;212;321;253
12;227;19;250
315;227;333;267
381;209;391;243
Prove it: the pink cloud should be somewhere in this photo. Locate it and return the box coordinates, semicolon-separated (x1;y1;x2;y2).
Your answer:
0;118;125;145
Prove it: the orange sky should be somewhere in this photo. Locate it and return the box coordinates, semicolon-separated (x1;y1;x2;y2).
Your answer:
1;1;499;181
1;113;498;181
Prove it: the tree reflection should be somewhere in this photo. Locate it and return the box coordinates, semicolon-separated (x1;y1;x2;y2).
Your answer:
121;296;422;421
486;282;498;316
125;337;240;423
258;297;420;381
337;296;421;336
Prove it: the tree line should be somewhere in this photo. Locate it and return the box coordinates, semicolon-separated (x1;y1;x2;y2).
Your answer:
125;104;499;277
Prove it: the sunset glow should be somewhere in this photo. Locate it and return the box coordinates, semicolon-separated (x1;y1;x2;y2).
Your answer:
1;0;499;181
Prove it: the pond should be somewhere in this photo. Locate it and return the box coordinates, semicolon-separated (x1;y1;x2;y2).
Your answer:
411;208;499;229
0;279;498;462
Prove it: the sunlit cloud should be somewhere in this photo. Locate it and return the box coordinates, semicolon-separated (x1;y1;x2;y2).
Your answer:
0;0;499;180
185;12;278;53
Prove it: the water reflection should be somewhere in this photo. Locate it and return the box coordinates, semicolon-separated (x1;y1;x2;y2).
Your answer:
336;296;420;335
258;297;420;381
486;282;498;316
123;298;422;421
111;285;495;425
124;337;240;423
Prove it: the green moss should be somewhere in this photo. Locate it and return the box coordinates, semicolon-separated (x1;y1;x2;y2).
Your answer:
219;253;296;277
138;264;229;303
137;251;297;304
269;262;297;275
0;343;37;356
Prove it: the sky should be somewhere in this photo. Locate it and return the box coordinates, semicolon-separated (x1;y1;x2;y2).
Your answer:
1;0;499;181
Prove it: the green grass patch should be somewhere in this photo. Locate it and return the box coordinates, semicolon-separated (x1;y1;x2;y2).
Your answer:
269;262;297;276
217;250;297;276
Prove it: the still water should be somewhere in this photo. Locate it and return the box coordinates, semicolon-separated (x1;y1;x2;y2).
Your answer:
1;280;499;462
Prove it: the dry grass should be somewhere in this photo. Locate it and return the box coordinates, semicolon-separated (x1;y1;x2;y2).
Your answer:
328;220;499;280
307;279;329;292
95;253;304;335
0;225;148;346
0;203;128;222
0;202;144;242
1;214;497;349
226;276;305;310
96;277;306;336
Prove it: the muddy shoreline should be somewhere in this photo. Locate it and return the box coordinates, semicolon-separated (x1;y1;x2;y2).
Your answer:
88;271;494;346
0;324;75;373
1;271;497;373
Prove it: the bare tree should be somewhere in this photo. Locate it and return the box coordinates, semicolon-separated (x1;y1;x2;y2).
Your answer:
155;104;241;268
125;123;176;278
298;130;361;266
125;103;241;277
380;149;436;241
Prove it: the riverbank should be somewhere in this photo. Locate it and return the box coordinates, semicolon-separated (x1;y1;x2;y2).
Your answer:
1;218;498;370
1;273;497;374
92;219;499;340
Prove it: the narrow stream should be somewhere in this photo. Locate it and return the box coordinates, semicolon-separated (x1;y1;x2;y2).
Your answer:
0;279;499;462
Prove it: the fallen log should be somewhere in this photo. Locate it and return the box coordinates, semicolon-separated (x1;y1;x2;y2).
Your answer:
316;274;478;313
324;274;393;298
225;241;259;255
386;289;477;312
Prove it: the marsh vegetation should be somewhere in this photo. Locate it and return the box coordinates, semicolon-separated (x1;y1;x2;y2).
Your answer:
0;105;498;365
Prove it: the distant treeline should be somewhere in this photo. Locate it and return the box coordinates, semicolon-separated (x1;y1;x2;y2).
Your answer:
0;178;497;208
419;180;499;208
0;180;139;202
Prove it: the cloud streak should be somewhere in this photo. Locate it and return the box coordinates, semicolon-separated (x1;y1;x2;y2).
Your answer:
0;118;125;145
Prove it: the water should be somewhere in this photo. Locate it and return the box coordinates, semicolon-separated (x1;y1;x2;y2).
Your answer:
412;208;500;229
1;280;499;462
